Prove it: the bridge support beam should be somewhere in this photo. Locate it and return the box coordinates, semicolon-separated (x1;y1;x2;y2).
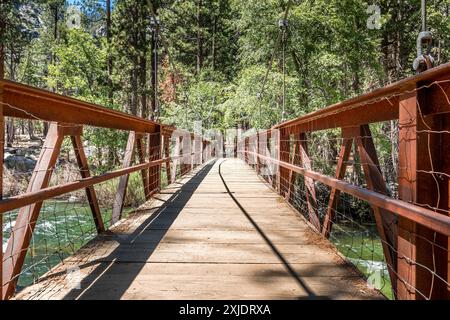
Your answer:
162;133;172;184
71;134;105;233
148;128;161;192
320;125;398;294
2;123;103;300
397;90;450;300
298;133;320;232
112;132;155;224
171;135;180;183
0;92;4;300
278;128;290;197
322;128;353;238
355;124;397;295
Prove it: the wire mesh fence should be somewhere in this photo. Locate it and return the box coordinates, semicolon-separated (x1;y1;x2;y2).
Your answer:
0;103;202;298
239;77;450;300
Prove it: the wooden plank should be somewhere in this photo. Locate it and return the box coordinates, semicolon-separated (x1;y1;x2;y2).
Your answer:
16;263;380;300
14;158;383;300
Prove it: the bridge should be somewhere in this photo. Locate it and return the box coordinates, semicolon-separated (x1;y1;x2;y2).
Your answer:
1;62;450;300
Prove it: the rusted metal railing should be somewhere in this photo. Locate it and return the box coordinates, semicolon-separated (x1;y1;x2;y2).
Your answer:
240;62;450;300
0;80;211;300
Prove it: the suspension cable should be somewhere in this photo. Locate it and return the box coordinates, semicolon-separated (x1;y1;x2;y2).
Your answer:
421;0;427;32
413;0;434;72
258;1;293;126
281;20;287;122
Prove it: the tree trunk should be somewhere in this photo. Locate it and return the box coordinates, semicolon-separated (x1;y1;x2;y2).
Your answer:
212;15;216;71
0;27;4;79
140;55;148;119
6;119;14;147
106;0;113;103
27;120;37;140
150;2;159;120
130;60;138;116
196;0;203;74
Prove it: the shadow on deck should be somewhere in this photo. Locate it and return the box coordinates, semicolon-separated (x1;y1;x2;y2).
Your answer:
15;159;384;300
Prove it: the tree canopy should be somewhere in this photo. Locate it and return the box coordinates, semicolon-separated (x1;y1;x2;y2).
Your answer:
1;0;449;133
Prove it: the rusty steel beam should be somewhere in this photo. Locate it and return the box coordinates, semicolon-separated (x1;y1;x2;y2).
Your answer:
0;157;176;215
162;133;172;184
321;129;354;238
278;128;290;196
148;128;161;193
112;132;137;224
0;91;3;300
2;123;64;300
136;135;150;200
274;62;450;132
285;137;298;203
355;124;397;295
71;134;105;233
0;80;160;134
244;151;450;237
298;132;321;232
397;91;450;300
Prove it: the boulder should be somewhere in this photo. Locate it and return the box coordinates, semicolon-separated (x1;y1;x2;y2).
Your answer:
4;155;37;172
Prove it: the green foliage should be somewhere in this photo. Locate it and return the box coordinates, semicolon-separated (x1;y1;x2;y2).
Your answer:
47;29;107;98
4;0;450;166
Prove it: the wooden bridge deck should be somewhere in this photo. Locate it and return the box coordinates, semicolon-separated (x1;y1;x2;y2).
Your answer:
15;159;383;300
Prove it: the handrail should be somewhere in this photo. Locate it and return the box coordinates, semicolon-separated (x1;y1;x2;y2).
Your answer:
0;152;204;214
244;151;450;236
0;79;161;133
0;80;212;300
273;61;450;132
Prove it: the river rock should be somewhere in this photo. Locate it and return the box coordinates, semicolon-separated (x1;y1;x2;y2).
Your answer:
4;155;37;172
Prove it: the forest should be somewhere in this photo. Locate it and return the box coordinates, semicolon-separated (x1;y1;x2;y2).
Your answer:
0;0;449;166
1;0;450;300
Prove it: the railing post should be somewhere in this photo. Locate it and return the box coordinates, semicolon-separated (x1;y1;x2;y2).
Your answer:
397;90;450;300
244;137;249;163
202;140;207;164
136;134;150;200
2;122;64;299
278;128;290;196
355;124;397;295
172;135;180;182
190;134;194;171
0;87;4;300
285;134;298;202
298;132;320;231
162;133;171;184
256;131;261;174
71;130;105;233
148;126;161;193
322;128;354;238
180;135;187;176
112;132;137;224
